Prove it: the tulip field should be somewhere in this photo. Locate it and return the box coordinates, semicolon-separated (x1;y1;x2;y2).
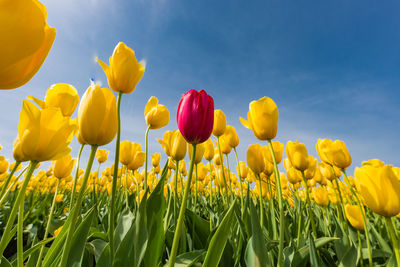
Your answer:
2;1;400;267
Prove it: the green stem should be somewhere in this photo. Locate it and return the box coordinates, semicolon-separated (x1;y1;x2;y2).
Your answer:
60;145;98;267
144;125;151;191
37;179;60;267
70;144;84;210
233;148;244;213
169;144;197;267
0;165;29;207
386;216;400;266
257;174;264;227
268;140;284;267
301;171;316;238
174;160;179;229
217;137;230;198
109;91;122;265
124;166;129;208
0;161;38;258
358;230;364;267
0;161;20;200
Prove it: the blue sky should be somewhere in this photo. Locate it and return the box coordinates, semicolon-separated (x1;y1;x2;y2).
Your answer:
1;0;399;175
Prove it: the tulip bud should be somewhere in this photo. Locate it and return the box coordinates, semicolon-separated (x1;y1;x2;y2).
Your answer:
246;144;265;175
313;187;329;207
264;141;283;164
177;89;214;144
96;149;109;164
77;83;118;146
203;139;215;161
189;142;205;164
213;110;226;137
151;153;161;167
325;140;352;170
170;130;187;161
0;157;9;174
97;42;145;94
345;204;364;230
53;154;76;179
144;96;170;129
240;96;279;141
286;141;309;172
224;125;239;148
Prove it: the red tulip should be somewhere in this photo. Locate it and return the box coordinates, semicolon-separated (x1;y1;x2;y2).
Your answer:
177;89;214;144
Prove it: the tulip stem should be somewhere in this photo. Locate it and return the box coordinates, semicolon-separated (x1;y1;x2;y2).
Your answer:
0;160;38;258
341;170;373;267
256;174;264;227
169;144;197;267
144;125;151;191
70;144;84;210
0;165;29;207
37;179;60;267
268;140;284;267
174;160;180;229
233;148;244;212
301;171;317;238
217;137;231;199
385;217;400;266
357;230;364;267
60;145;98;267
0;161;20;200
108;91;122;265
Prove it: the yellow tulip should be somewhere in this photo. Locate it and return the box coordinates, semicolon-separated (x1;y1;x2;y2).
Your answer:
77;83;118;146
303;156;317;180
345;204;364;230
224;125;239;148
355;162;400;217
313;187;329;207
0;0;56;89
246;144;265;175
179;161;187;176
189;142;205;164
53;154;75;179
0;157;9;174
96;149;109;164
56;194;64;203
13;100;75;162
97;42;145;94
128;152;145;171
316;139;332;164
264;141;283;164
151;153;161;167
218;136;232;155
157;130;186;161
286;167;302;184
324;140;352;170
203;139;215;161
213;110;227;137
286;141;309;171
144;96;170;129
240;97;279;140
28;83;80;117
119;141;141;166
237;161;248;180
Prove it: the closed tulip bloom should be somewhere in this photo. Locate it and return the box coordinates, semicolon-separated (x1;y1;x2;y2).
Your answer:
170;130;187;161
264;141;283;164
144;96;170;129
316;139;332;164
203;139;215;161
0;0;56;89
53;154;75;179
213;110;226;137
224;125;239;148
128;152;145;171
355;163;400;217
237;161;248;180
119;141;141;166
240;97;279;141
304;156;317;180
151;153;161;167
318;161;336;181
246;144;265;175
0;157;9;174
13;100;75;162
157;131;173;157
313;187;329;207
177;89;214;144
219;136;232;155
179;161;187;176
96;149;109;164
345;204;364;230
286;167;302;184
286;141;309;172
324;140;352;170
213;149;222;165
189;142;205;164
77;83;118;146
97;42;145;94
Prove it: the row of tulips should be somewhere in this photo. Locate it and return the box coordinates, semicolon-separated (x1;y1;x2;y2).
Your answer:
2;4;400;265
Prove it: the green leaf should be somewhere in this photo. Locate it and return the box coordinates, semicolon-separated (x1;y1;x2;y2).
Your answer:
11;237;55;266
202;201;236;267
113;208;134;251
89;239;108;263
144;163;167;267
298;237;339;259
246;200;268;267
163;250;205;267
338;245;357;267
97;244;111;267
67;207;96;267
0;257;12;267
308;234;319;267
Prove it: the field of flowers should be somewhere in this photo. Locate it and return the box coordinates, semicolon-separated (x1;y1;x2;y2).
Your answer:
1;1;400;267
